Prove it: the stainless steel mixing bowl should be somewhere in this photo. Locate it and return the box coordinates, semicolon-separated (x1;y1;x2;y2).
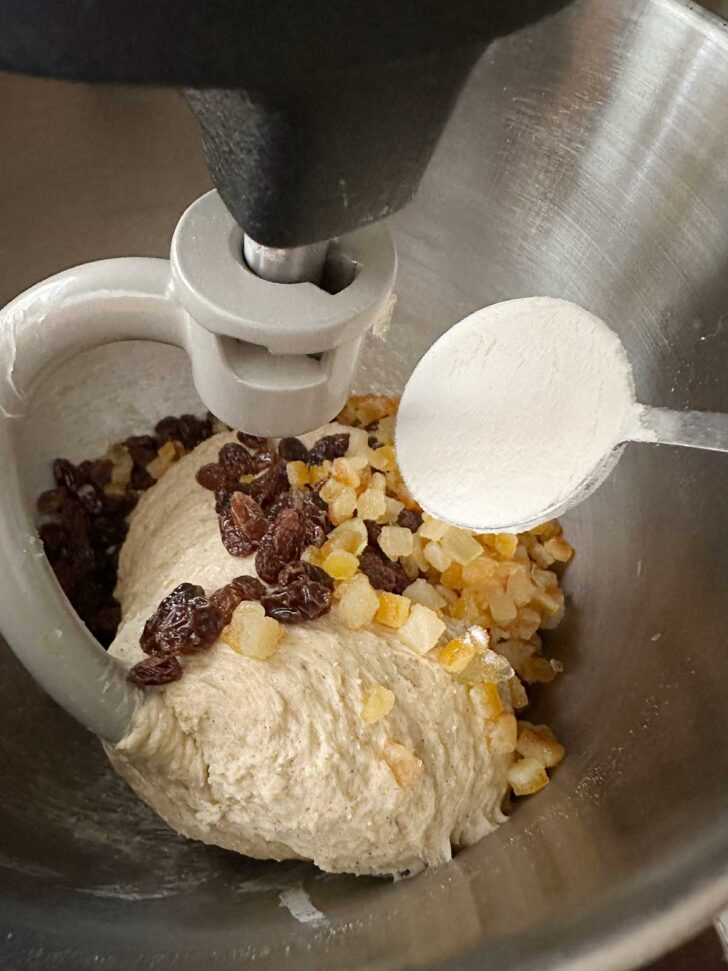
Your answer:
1;0;727;967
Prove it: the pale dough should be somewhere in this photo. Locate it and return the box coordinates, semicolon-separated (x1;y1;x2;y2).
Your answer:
106;426;511;876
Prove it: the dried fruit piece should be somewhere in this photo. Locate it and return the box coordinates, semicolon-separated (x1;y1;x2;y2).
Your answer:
361;684;395;724
398;604;446;655
516;723;565;768
402;578;446;611
278;437;310;464
261;578;333;622
397;508;423;532
485;712;518;754
418;517;450;541
53;457;85;492
324;519;368;556
140;583;223;656
209;575;266;625
469;682;504;719
356;487;387;521
277;560;334;590
255;508;305;583
422;541;452;573
322;550;359;579
37;486;69;515
438;637;476;673
237;431;268;451
369;445;396;471
308;433;350;465
382;739;423;789
377;525;414;560
336;574;379;629
358;546;410;595
218;442;256;478
230;492;268;547
375;592;410;628
196;463;230;491
286;461;311;488
249;458;289;508
440;527;483;566
129;654;182;686
508;676;529;710
328;486;358;525
508;757;550;796
222;601;283;659
544;536;574;563
124;435;157;468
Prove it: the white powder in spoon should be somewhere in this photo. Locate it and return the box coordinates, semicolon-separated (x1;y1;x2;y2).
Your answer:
395;297;638;532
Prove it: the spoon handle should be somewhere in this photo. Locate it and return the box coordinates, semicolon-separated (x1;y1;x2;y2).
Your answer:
636;405;728;454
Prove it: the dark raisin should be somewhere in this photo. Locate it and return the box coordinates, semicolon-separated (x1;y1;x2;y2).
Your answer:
77;483;104;516
365;521;383;546
53;458;84;492
178;414;212;450
37;486;69;515
39;522;71;557
218;442;256;477
255;508;305;583
154;415;182;446
86;459;113;490
278;437;310;464
196;463;230;491
269;489;331;546
308;433;350;466
230;492;267;546
261;579;332;623
129;654;182;686
209;575;267;625
277;559;334;590
90;515;128;549
52;558;81;598
368;435;380;448
140;582;223;656
249;459;289;508
359;546;410;594
124;435;157;468
397;509;423;532
237;432;268;451
130;464;156;491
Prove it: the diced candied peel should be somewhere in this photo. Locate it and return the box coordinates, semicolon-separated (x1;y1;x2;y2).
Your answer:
370;445;396;471
308;462;331;485
375;592;411;628
147;441;185;481
222;602;282;660
378;525;414;560
423;541;452;573
461;556;498;586
323;519;367;556
360;683;395;724
436;584;458;605
286;461;311;488
378;496;405;524
516;723;565;768
302;545;324;567
441;527;483;566
357;487;387;520
440;562;464;590
332;457;361;489
508;757;550;796
328;487;358;525
418;517;450;541
493;533;518;559
485;712;518;754
544;536;574;563
376;415;396;444
322;550;359;580
345;427;371;456
338;394;398;427
382;739;423;789
470;681;505;720
438;637;476;673
530;542;555;569
403;578;447;611
398;604;446;655
521;655;558;684
336;574;380;629
508;676;529;710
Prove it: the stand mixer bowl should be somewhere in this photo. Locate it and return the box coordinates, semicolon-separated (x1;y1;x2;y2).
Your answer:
2;0;728;967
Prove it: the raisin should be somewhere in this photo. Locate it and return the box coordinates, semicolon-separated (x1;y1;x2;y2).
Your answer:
77;483;104;516
368;435;379;448
130;464;156;491
278;437;310;464
268;489;330;547
37;486;69;515
140;582;223;656
308;433;350;465
38;521;71;556
365;521;383;546
129;654;182;686
196;463;230;491
209;575;267;625
261;579;332;623
359;546;410;594
154;415;182;446
397;509;423;532
218;442;256;477
91;515;128;549
124;435;157;468
86;459;113;490
249;458;289;508
178;413;212;450
277;559;334;590
255;508;305;583
53;458;84;492
230;492;267;546
237;431;268;451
